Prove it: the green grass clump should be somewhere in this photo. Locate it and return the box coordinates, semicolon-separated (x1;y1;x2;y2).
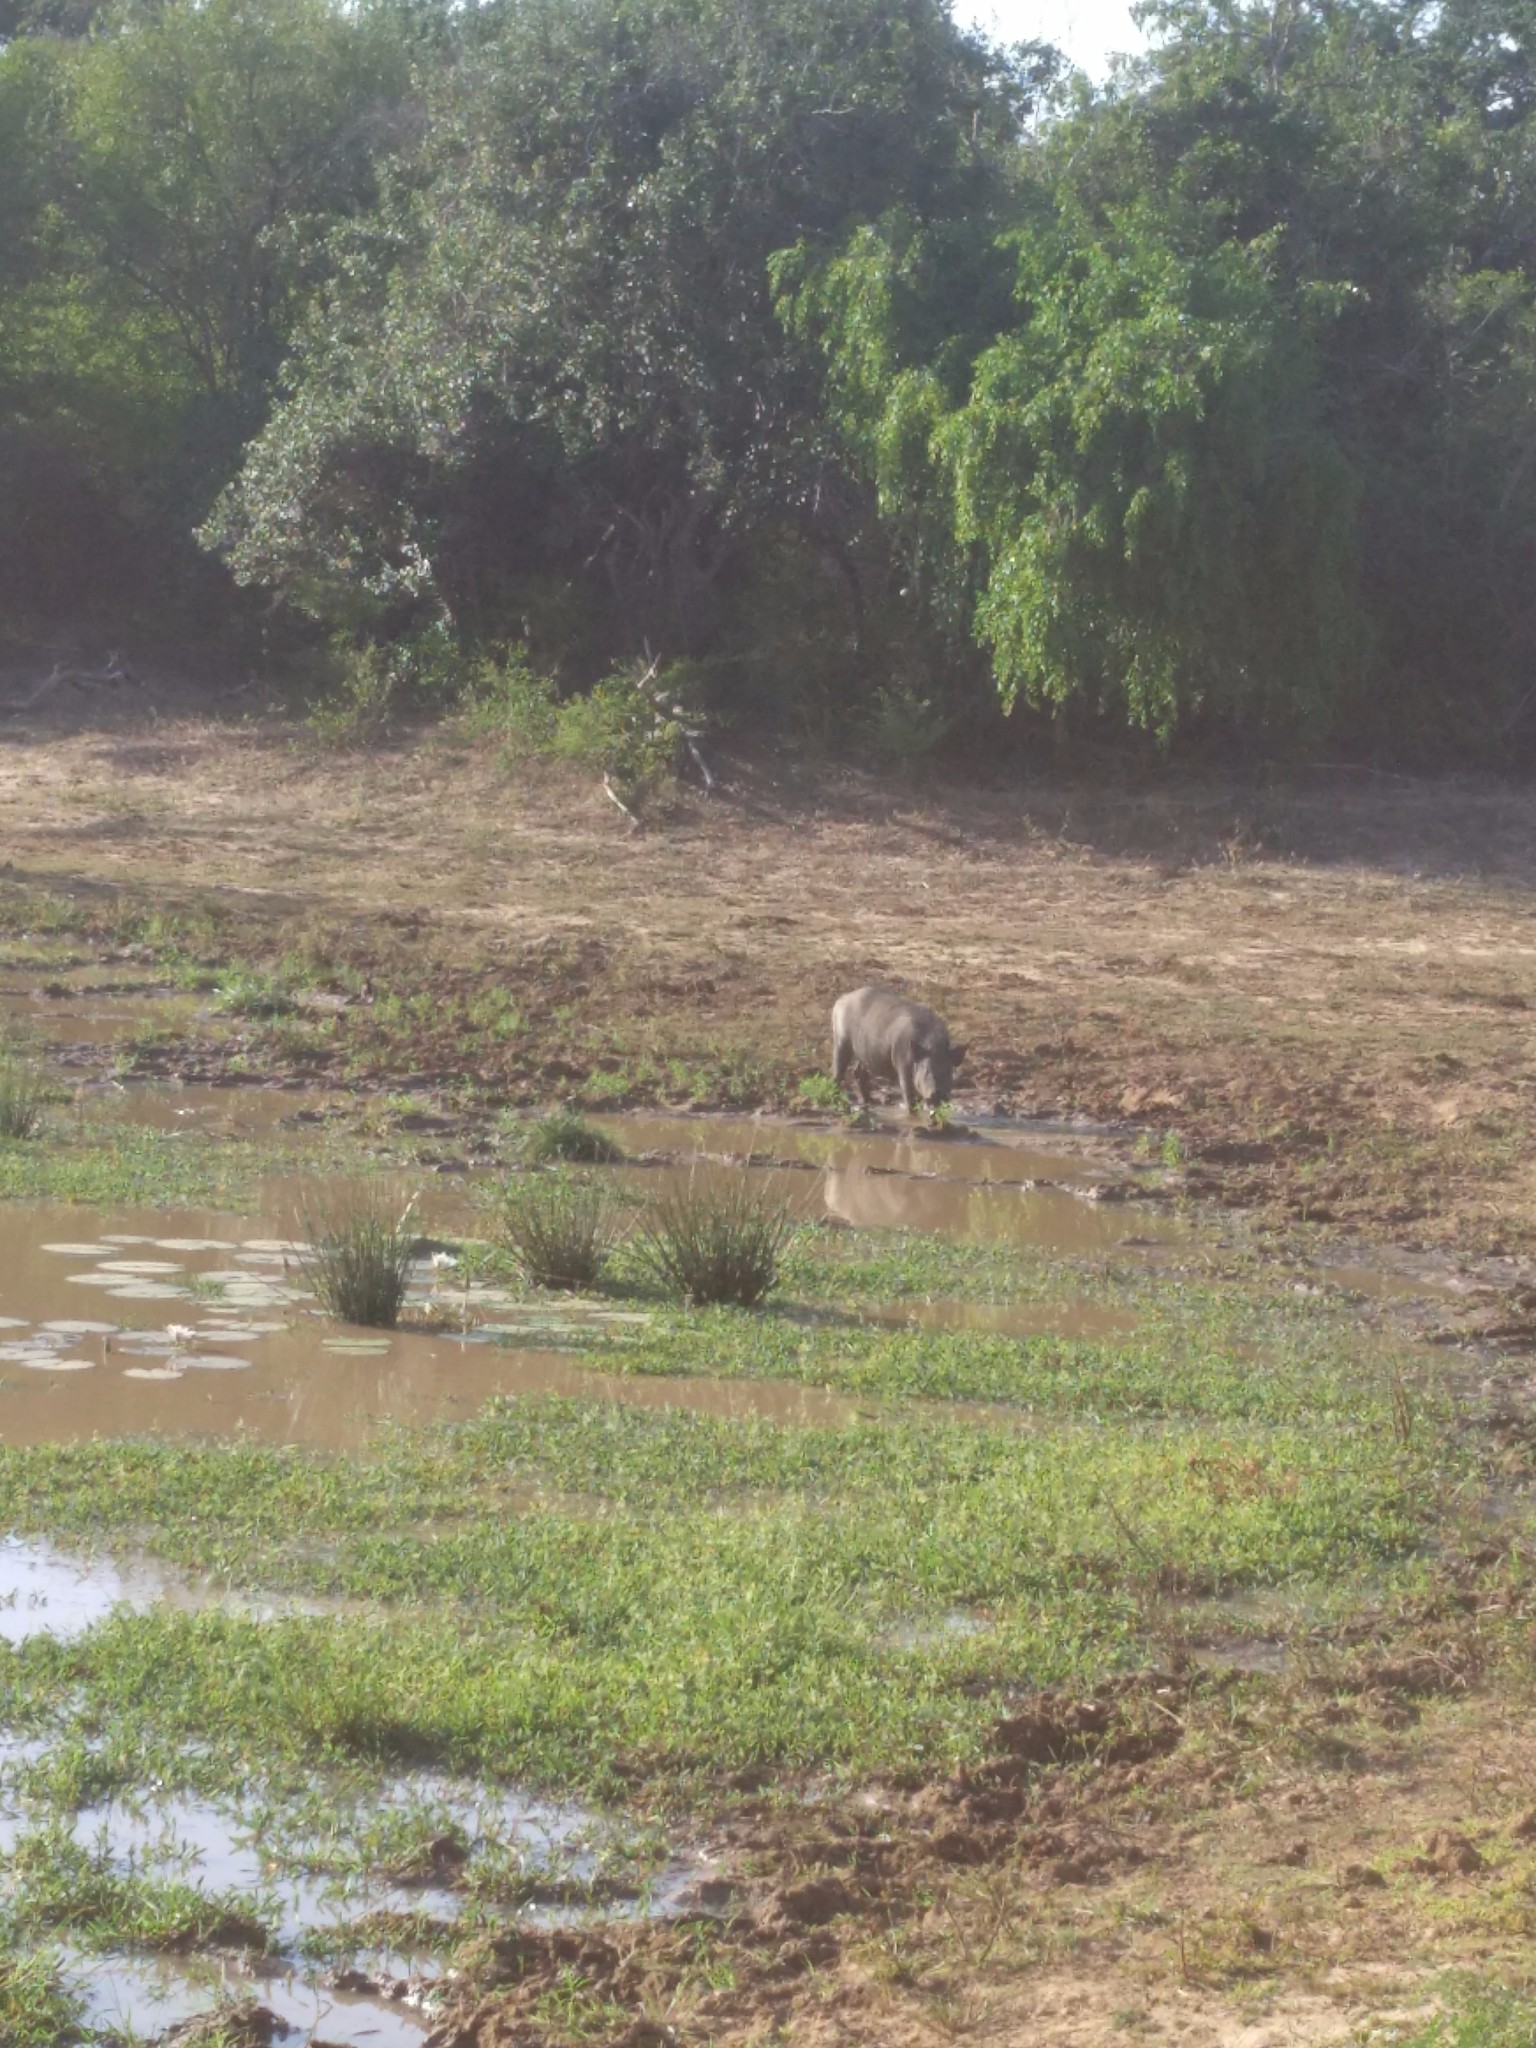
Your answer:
0;1054;46;1139
1398;1990;1536;2048
638;1171;796;1307
0;1951;80;2048
214;968;302;1018
523;1109;622;1165
495;1171;622;1290
299;1196;419;1327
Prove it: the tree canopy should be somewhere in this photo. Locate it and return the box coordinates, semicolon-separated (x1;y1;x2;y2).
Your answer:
3;0;1534;762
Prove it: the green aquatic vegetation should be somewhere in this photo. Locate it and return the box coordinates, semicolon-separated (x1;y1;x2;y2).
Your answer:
296;1195;421;1327
3;1820;271;1951
574;1297;1431;1429
0;1949;82;2048
521;1109;622;1165
0;1053;48;1139
0;1390;1444;1799
637;1172;796;1307
494;1172;623;1290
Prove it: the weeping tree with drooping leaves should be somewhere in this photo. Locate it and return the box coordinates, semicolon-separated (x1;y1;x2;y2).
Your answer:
780;0;1536;758
777;181;1362;750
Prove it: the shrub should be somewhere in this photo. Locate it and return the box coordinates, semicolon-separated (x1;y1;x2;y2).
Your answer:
795;1073;850;1114
551;668;682;810
523;1110;622;1165
638;1170;796;1307
463;645;560;757
495;1172;622;1291
298;1195;420;1327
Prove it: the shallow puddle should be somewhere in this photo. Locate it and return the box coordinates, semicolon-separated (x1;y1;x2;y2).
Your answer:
0;1203;861;1446
0;1532;342;1644
73;1953;437;2048
9;1749;698;2044
0;981;207;1051
603;1112;1168;1256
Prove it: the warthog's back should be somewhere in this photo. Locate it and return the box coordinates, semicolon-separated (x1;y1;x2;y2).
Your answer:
833;986;951;1066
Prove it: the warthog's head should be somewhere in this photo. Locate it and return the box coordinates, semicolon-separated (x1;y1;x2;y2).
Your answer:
914;1041;966;1109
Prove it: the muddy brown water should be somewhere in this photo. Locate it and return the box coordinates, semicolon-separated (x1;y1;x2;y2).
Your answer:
0;1202;859;1447
604;1112;1164;1258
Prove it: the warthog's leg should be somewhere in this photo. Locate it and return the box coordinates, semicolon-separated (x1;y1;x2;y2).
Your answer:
833;1028;864;1101
894;1056;919;1116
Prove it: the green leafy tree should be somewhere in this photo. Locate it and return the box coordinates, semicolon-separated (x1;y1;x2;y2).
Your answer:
206;0;1033;659
0;0;417;627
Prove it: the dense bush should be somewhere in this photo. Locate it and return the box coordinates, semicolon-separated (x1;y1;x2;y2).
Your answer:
4;0;1535;762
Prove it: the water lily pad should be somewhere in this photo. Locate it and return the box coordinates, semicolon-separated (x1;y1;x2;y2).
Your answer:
154;1238;233;1252
101;1282;186;1301
122;1366;185;1381
178;1354;253;1370
0;1317;30;1329
321;1338;392;1353
99;1235;156;1245
40;1320;118;1335
20;1357;95;1372
64;1274;128;1288
240;1238;307;1254
96;1260;185;1275
40;1243;116;1257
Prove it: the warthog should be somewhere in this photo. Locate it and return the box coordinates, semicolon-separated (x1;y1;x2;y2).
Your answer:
831;986;967;1117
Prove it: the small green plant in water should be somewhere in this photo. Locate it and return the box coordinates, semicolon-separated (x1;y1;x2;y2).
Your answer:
795;1073;850;1114
523;1109;622;1165
299;1195;420;1327
0;1055;46;1139
638;1170;796;1307
496;1172;622;1291
1160;1130;1187;1169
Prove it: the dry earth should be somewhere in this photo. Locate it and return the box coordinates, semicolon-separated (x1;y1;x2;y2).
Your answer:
5;680;1536;1259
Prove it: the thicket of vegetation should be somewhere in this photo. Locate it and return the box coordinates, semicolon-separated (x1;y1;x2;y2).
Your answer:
3;0;1534;763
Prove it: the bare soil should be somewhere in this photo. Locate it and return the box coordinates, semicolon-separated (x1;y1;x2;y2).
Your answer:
5;689;1536;1262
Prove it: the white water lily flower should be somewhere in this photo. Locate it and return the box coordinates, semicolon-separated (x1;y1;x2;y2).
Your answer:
430;1252;459;1271
165;1324;198;1346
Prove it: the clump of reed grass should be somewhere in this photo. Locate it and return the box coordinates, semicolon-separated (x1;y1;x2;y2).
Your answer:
495;1171;622;1291
637;1170;795;1308
299;1194;419;1327
0;1054;46;1139
522;1109;622;1166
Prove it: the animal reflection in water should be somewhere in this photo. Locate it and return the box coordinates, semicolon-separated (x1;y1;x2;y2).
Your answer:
818;1152;1139;1255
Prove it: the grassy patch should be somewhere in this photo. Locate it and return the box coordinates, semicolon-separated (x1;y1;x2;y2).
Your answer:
0;1950;82;2048
0;1053;47;1139
637;1172;796;1306
1400;1988;1536;2048
298;1194;420;1327
0;1379;1447;1802
520;1110;623;1165
494;1171;623;1290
